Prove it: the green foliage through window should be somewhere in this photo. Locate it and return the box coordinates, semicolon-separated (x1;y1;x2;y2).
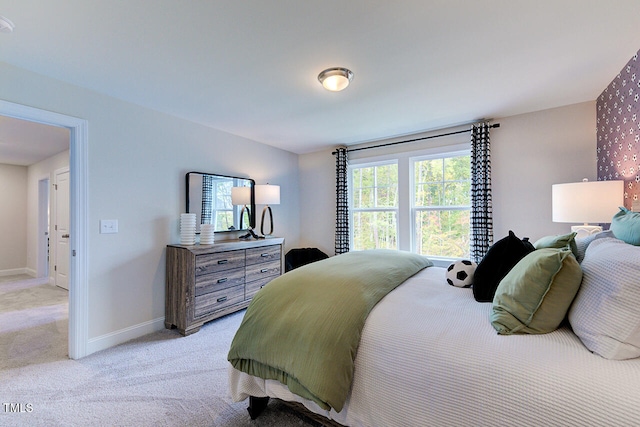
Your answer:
350;163;398;250
413;155;470;258
349;152;470;259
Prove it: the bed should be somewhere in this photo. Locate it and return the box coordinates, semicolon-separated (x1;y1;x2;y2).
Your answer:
228;237;640;427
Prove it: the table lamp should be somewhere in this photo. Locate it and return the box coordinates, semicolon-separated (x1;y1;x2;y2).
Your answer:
552;179;623;238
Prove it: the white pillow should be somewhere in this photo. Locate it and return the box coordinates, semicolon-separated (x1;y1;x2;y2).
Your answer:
568;237;640;359
574;230;614;263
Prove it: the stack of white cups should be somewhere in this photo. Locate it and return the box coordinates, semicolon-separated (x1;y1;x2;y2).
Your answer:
200;224;215;245
180;213;196;245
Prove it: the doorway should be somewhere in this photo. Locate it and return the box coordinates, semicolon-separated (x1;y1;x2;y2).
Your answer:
0;100;88;359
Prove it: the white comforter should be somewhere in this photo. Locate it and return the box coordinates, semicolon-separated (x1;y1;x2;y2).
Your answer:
229;266;640;426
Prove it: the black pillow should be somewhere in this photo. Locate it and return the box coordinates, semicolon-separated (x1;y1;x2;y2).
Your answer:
472;230;535;302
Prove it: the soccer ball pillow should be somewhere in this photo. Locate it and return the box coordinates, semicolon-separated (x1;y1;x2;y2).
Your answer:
446;260;477;288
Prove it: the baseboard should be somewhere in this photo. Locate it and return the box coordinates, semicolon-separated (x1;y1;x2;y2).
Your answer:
25;268;37;277
0;267;29;277
86;317;166;356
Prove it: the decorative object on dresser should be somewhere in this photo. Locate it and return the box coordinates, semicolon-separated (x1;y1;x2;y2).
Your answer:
165;237;284;336
231;186;252;230
255;184;280;236
200;224;215;245
179;213;197;245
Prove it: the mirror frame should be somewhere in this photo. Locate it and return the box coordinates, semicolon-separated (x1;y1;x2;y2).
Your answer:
186;171;255;233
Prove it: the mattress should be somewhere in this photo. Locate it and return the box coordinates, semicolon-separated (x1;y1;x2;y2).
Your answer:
229;266;640;426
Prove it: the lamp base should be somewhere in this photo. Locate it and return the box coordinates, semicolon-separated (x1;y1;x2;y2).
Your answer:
571;224;602;239
260;205;274;236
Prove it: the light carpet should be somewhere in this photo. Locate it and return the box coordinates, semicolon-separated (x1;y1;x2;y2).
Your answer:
0;277;321;427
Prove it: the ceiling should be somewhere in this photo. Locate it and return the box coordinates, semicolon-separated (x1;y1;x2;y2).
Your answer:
0;115;69;166
1;1;640;156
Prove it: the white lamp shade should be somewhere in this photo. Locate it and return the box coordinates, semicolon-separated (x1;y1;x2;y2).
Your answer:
255;184;280;205
231;186;251;205
552;180;623;224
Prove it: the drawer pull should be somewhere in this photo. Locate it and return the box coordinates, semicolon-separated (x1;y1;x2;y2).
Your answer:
217;296;228;303
217;260;228;265
217;278;227;284
261;268;269;273
261;253;269;257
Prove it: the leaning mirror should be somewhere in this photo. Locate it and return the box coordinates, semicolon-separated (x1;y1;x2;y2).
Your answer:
186;172;255;233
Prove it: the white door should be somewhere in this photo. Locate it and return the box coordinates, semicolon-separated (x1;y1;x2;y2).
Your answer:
55;168;70;290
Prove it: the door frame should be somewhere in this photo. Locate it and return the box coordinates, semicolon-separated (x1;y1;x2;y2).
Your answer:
37;176;50;280
0;99;88;359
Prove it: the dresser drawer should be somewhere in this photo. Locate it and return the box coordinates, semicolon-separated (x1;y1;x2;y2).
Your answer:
195;267;245;297
246;245;281;265
194;284;244;318
196;251;245;275
246;275;278;299
246;259;281;283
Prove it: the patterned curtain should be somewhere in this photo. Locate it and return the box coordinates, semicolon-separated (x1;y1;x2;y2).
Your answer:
201;174;213;226
335;147;349;255
470;122;493;262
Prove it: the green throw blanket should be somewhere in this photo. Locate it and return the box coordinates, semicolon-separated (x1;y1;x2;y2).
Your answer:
227;249;432;412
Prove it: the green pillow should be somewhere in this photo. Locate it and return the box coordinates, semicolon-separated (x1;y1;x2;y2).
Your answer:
491;248;583;335
610;207;640;245
534;231;578;258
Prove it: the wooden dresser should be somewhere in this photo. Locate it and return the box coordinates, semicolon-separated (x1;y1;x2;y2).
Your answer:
165;237;284;335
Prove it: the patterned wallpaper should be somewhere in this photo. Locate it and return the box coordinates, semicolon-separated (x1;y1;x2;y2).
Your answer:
597;49;640;209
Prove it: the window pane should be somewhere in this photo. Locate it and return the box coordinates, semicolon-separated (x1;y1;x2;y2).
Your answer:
415;183;443;206
415;159;443;183
376;185;398;207
444;181;471;206
414;209;470;258
351;163;398;208
215;182;233;209
375;163;398;208
444;155;470;180
215;211;234;231
352;211;397;251
353;187;374;208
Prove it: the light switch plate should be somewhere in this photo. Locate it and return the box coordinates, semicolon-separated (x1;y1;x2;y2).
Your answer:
633;201;640;212
100;219;118;234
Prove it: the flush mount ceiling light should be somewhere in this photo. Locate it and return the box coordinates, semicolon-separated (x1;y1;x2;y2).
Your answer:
318;67;354;92
0;15;14;33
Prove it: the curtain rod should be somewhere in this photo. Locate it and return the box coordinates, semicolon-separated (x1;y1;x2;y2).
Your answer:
332;123;500;155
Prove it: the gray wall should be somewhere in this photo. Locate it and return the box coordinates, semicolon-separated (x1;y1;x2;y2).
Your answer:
0;163;27;273
0;61;301;353
298;101;597;254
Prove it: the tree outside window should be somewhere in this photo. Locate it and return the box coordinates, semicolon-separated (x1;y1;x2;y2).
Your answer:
350;162;398;250
413;154;470;258
212;181;234;230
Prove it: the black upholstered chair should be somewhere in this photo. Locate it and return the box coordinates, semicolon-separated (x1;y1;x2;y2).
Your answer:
284;248;329;272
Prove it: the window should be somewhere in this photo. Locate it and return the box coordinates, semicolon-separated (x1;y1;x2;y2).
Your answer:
412;153;470;259
348;146;470;262
211;180;234;230
349;161;398;250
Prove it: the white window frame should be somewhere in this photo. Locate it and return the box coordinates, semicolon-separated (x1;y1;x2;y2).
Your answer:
348;159;400;251
348;143;469;266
